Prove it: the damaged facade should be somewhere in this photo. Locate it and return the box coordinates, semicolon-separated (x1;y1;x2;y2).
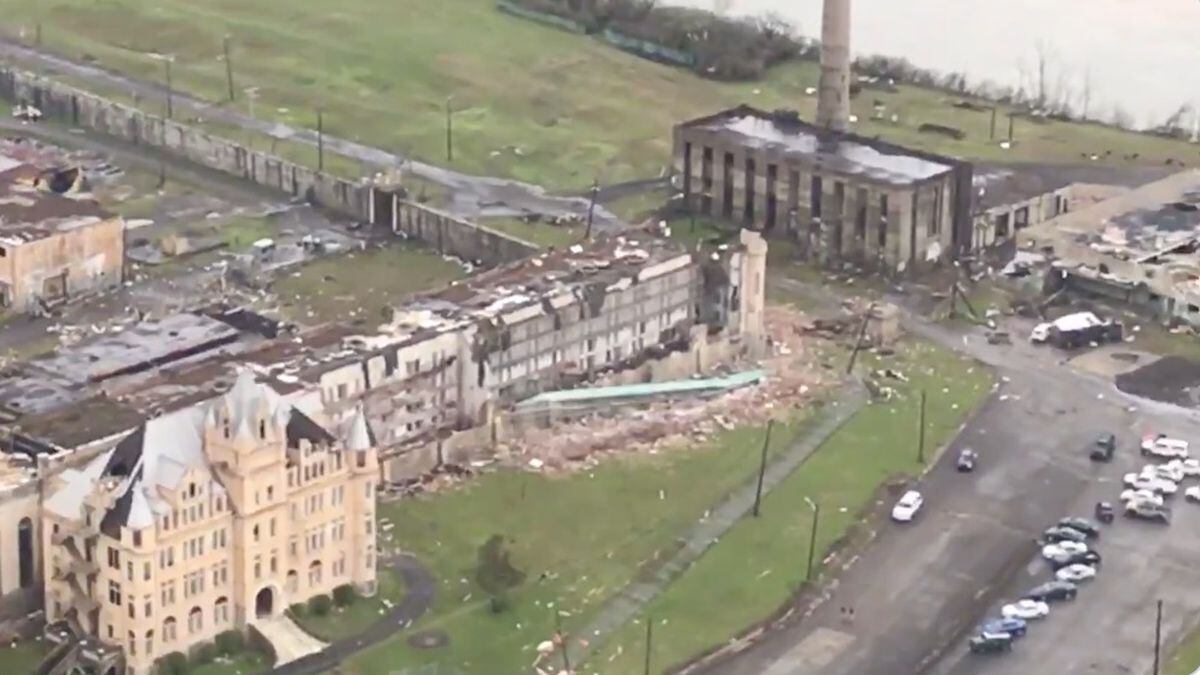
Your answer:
673;106;973;272
0;228;766;671
39;371;377;675
0;154;124;312
1022;170;1200;326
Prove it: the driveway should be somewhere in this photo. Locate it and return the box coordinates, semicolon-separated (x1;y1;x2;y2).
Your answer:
705;282;1200;675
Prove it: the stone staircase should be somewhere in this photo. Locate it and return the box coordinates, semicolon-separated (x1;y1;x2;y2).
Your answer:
251;614;327;665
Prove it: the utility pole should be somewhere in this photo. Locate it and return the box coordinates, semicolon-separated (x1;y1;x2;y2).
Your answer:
585;179;599;240
989;107;997;140
445;96;453;163
845;302;875;375
164;57;173;119
317;110;324;172
1153;599;1163;675
643;616;653;675
917;389;928;464
804;496;820;582
752;420;774;517
554;611;571;673
223;36;236;102
1007;113;1016;143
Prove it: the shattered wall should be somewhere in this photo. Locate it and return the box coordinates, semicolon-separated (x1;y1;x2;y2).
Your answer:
0;67;534;268
0;216;124;311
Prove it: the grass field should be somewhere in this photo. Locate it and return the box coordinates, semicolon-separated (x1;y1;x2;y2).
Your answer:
0;640;51;673
1;0;1197;191
586;340;993;673
289;567;408;642
189;651;270;675
342;414;816;674
1167;620;1200;675
269;243;466;326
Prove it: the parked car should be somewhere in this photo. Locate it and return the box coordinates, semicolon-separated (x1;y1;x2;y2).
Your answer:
1124;474;1178;495
1023;580;1078;602
1051;550;1102;570
1055;563;1097;583
1125;501;1172;524
1186;486;1200;503
980;618;1027;638
969;632;1015;655
1057;517;1100;539
1176;458;1200;478
1041;526;1088;544
957;448;978;472
1121;489;1165;508
1090;433;1116;462
1002;599;1050;620
1145;463;1185;483
1030;323;1051;343
891;490;924;522
1041;541;1088;564
1142;434;1189;460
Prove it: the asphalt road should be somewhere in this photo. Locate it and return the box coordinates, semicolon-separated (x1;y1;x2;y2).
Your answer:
706;294;1200;675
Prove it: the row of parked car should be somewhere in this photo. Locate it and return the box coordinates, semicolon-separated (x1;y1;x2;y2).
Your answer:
969;517;1104;654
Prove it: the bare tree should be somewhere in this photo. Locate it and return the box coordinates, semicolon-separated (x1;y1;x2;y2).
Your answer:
1034;40;1049;109
1109;105;1134;130
1080;68;1092;120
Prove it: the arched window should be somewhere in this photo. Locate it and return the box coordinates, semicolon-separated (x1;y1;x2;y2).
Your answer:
214;597;229;625
308;560;323;586
187;607;202;634
128;630;136;656
162;617;176;642
286;570;298;594
17;518;33;588
144;630;153;657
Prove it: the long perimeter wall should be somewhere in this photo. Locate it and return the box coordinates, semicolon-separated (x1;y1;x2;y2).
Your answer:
0;67;538;266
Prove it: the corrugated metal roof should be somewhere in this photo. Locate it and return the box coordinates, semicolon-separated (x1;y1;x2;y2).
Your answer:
517;369;764;407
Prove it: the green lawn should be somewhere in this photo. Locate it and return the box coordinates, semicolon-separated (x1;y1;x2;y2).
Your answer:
342;414;817;674
222;216;277;250
587;340;993;674
475;217;580;249
2;0;1196;190
1167;620;1200;675
268;243;466;326
0;639;51;673
189;651;270;675
290;568;407;643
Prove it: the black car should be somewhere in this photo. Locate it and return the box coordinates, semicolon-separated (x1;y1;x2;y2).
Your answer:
1041;526;1088;544
1052;550;1102;570
1090;433;1116;462
1125;502;1171;524
1057;517;1100;539
969;632;1014;655
1095;501;1115;524
1023;580;1078;602
957;448;978;472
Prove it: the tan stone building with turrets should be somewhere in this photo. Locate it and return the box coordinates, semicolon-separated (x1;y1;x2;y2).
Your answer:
40;371;378;675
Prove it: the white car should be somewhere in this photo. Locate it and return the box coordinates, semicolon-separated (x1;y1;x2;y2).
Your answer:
1186;486;1200;503
1042;541;1088;563
1030;323;1051;343
1055;563;1097;583
892;490;924;522
1142;435;1189;460
1125;474;1177;494
1146;463;1185;482
1002;599;1050;620
1178;459;1200;478
1122;489;1165;507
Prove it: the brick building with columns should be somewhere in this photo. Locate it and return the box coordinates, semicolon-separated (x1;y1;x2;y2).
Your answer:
672;105;973;272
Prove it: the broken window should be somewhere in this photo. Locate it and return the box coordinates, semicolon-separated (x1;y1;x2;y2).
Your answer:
856;188;868;242
995;212;1011;238
744;158;756;223
878;194;889;249
1014;206;1030;230
811;175;823;220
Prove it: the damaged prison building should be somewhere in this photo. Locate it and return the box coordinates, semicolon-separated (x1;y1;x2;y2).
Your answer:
673;106;973;272
0;153;124;312
0;229;768;665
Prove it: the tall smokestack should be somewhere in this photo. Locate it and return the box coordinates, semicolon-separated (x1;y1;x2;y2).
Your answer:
817;0;851;133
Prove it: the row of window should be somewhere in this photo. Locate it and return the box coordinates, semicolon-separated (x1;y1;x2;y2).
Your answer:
121;600;231;657
159;562;228;607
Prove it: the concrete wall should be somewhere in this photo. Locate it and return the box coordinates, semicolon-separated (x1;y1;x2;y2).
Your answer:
973;187;1072;251
0;216;124;311
0;67;535;268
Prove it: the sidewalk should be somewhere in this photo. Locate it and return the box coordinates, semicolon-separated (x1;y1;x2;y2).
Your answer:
574;382;868;664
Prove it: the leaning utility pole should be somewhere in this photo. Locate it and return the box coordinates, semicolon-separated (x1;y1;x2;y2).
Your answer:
752;420;775;517
223;36;236;102
585;179;599;240
1153;599;1163;675
317;110;325;171
643;616;654;675
845;302;875;375
445;96;454;163
917;389;927;464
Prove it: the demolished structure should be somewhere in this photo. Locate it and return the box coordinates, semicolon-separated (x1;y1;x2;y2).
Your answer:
0;153;124;312
0;228;769;670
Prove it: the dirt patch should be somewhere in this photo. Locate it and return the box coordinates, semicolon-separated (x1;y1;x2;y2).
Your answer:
1115;355;1200;406
406;629;449;650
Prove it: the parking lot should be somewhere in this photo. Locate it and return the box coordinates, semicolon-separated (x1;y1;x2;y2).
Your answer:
710;310;1200;675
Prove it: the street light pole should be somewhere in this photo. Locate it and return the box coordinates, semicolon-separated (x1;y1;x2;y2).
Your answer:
1153;599;1163;675
164;58;173;119
445;96;453;163
752;420;774;518
585;179;599;241
804;496;820;582
917;389;928;465
223;35;236;102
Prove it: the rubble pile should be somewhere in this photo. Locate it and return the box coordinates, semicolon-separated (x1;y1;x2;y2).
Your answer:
502;306;829;470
